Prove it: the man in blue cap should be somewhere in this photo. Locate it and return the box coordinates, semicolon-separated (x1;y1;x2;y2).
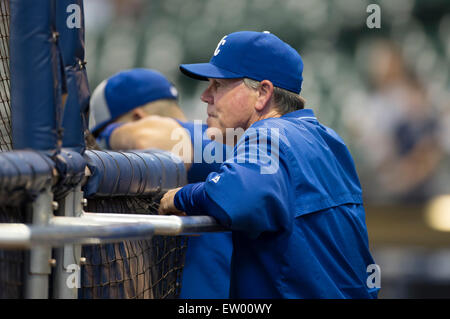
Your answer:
88;68;233;299
159;31;379;298
89;68;185;148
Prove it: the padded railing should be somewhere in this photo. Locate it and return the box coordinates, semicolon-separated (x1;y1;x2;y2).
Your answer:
0;148;227;299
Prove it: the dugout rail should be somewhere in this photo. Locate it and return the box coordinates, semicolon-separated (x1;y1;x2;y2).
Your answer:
0;148;226;249
0;148;227;299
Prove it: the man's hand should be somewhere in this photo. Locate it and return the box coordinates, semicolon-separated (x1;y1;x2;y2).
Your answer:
158;187;186;216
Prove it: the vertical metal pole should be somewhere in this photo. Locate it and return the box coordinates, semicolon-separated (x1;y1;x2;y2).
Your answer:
52;184;83;299
24;186;54;299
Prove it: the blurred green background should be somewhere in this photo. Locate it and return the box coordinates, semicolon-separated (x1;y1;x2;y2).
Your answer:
84;0;450;298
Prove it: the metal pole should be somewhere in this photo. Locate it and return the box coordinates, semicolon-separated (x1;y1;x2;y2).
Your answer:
52;185;83;299
0;222;156;248
24;186;53;299
52;212;229;235
0;224;31;248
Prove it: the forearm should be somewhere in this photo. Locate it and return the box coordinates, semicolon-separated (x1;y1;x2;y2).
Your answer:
174;183;231;227
109;120;193;170
110;118;193;151
109;122;145;150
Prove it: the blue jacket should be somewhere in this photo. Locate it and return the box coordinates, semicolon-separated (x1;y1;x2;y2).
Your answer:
176;120;233;299
176;109;379;298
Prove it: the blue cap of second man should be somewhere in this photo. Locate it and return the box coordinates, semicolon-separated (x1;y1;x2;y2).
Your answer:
180;31;303;94
89;68;178;134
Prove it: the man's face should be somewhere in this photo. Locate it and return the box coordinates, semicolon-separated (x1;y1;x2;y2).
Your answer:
201;78;257;137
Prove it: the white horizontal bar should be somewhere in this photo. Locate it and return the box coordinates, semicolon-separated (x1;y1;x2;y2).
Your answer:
0;212;228;249
0;224;32;248
0;222;155;249
57;212;227;235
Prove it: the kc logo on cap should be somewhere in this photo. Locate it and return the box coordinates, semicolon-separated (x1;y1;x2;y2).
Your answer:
180;31;303;94
214;36;227;56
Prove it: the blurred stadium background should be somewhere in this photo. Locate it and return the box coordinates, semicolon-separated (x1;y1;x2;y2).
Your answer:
83;0;450;298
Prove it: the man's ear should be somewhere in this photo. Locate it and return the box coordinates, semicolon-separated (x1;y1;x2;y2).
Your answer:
131;108;148;121
254;80;274;112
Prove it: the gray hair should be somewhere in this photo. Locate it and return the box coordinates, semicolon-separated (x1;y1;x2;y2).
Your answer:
243;78;305;115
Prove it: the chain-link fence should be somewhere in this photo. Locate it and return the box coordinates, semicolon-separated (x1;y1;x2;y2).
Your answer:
0;0;11;152
80;197;187;299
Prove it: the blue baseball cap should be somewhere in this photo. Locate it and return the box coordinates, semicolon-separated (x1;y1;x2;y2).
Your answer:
89;68;178;134
180;31;303;94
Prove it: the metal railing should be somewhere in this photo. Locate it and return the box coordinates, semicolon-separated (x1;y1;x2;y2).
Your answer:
0;188;227;299
0;214;227;249
0;150;228;299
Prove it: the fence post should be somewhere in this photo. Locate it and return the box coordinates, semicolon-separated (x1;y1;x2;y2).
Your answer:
52;184;84;299
24;186;54;299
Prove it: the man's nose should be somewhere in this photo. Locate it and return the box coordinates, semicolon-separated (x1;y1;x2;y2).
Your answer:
201;85;213;104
